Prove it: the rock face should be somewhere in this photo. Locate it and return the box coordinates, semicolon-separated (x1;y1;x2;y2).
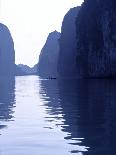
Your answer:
76;0;116;78
0;23;15;76
58;7;80;78
37;31;60;78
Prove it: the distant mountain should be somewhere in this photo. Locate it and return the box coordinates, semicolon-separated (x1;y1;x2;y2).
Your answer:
15;65;25;76
0;23;15;76
76;0;116;78
58;7;80;78
37;31;61;78
15;64;37;76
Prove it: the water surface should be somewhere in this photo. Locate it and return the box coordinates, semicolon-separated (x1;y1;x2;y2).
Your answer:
0;76;116;155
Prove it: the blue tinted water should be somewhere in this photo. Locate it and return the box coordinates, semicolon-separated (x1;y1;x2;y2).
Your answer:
0;76;116;155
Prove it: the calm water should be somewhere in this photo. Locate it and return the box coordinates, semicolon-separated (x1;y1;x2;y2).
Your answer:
0;76;116;155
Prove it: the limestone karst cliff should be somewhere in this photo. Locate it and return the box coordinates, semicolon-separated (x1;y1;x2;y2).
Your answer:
76;0;116;77
37;31;60;78
58;7;80;78
0;23;15;76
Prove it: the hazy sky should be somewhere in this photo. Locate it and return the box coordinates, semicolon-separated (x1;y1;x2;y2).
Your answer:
0;0;83;67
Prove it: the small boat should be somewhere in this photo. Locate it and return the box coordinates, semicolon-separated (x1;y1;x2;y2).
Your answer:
47;76;57;80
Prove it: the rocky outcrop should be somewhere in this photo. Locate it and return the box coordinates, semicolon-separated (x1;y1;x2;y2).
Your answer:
0;23;15;76
37;31;60;78
76;0;116;78
58;7;80;78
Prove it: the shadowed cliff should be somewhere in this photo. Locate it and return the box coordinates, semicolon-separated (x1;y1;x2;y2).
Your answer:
37;31;60;78
58;7;80;78
76;0;116;78
0;23;15;76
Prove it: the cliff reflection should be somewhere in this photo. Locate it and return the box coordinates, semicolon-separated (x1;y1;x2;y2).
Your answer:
0;76;15;129
40;79;116;155
39;80;61;118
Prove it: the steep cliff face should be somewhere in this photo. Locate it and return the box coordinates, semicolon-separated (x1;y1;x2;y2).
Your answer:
37;31;60;78
76;0;116;77
0;23;15;76
58;7;80;78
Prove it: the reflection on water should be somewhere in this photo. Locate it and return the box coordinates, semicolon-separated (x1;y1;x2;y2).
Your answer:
58;80;116;155
0;76;116;155
40;79;116;155
0;76;15;130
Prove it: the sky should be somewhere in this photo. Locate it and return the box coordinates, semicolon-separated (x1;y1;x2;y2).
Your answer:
0;0;83;67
